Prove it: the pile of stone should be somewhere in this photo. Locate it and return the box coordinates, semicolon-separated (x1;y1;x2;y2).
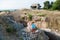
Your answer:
21;29;49;40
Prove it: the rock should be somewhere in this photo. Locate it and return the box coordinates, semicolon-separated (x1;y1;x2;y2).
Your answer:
1;16;24;30
44;29;60;40
21;29;49;40
0;16;25;40
0;24;6;40
0;24;3;31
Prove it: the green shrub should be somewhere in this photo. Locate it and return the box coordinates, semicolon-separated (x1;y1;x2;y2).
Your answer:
28;14;33;20
6;25;16;33
6;26;16;33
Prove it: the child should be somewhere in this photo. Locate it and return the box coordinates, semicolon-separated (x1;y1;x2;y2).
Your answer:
31;22;37;32
27;21;32;32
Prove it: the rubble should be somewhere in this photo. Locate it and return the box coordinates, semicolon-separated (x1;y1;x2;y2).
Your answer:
21;29;49;40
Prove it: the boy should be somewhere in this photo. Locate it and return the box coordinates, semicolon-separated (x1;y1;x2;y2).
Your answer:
31;22;37;32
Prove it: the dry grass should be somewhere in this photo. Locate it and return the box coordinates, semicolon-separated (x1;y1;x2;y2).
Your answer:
1;9;60;33
17;9;60;33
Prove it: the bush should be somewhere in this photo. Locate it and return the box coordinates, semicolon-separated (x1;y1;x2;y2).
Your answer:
6;26;16;33
28;14;33;21
6;27;16;33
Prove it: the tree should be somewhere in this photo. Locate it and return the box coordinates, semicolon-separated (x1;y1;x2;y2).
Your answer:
43;1;51;9
50;2;54;8
37;4;41;9
52;0;60;10
31;4;41;10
